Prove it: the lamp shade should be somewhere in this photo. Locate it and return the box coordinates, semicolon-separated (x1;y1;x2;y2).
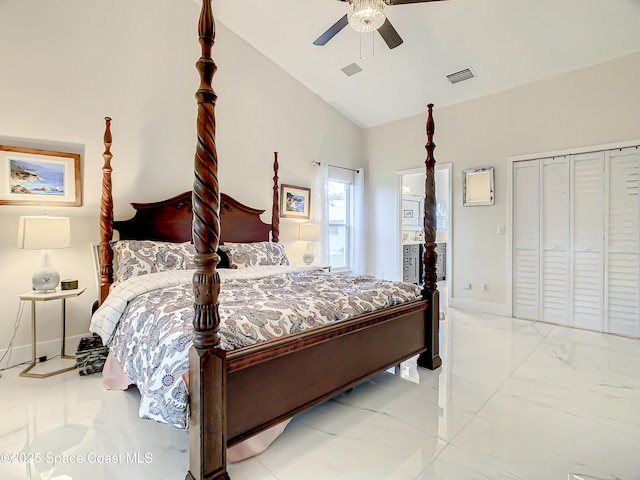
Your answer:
17;216;71;250
298;223;320;242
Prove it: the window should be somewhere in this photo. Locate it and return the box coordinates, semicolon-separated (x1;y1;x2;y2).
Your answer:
326;179;351;270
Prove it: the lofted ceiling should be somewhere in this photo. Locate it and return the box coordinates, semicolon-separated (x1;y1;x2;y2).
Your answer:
205;0;640;128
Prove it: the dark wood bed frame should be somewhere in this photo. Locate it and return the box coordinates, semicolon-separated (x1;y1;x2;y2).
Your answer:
96;2;441;479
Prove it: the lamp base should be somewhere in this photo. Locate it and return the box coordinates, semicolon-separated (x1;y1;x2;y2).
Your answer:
32;249;60;292
303;242;315;265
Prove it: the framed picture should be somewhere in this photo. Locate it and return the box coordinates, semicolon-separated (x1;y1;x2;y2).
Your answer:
0;145;82;206
402;195;421;228
281;184;311;219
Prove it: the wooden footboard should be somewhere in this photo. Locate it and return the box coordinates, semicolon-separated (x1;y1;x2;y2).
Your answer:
225;301;431;446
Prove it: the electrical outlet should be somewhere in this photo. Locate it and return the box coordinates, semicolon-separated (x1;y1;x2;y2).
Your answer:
463;282;472;290
497;225;505;235
38;355;47;363
482;283;489;292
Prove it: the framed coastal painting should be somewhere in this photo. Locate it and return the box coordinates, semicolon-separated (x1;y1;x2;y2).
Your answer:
280;184;311;219
0;145;82;206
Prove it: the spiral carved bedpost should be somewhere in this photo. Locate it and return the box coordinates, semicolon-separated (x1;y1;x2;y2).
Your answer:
187;1;230;479
271;152;280;243
418;104;442;370
98;117;114;306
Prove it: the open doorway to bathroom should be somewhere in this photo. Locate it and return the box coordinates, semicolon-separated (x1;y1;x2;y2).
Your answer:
398;164;452;310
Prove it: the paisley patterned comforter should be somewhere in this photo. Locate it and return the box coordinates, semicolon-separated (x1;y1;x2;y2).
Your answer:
90;266;422;429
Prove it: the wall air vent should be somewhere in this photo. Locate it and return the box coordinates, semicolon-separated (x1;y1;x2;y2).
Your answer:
341;63;363;77
447;68;475;84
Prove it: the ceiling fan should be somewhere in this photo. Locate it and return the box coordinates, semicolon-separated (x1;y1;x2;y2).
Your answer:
313;0;447;50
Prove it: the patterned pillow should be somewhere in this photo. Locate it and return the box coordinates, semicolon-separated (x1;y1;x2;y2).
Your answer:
112;240;196;283
218;242;289;269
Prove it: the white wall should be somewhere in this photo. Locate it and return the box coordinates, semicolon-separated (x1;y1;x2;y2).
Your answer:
0;0;363;367
365;52;640;314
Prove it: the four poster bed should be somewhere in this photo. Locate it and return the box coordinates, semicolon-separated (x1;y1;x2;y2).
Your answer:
91;1;441;479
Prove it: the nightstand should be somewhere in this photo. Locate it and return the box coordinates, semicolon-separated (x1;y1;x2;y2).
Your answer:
19;287;86;378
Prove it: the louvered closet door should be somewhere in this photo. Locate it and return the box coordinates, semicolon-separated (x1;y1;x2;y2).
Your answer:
606;147;640;337
571;152;605;331
513;160;540;319
541;158;570;324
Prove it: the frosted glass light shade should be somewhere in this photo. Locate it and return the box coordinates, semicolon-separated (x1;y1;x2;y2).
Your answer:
17;216;70;250
348;0;386;33
298;223;320;242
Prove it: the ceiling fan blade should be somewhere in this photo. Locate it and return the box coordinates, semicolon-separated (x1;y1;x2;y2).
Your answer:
313;14;349;46
388;0;447;5
378;18;403;49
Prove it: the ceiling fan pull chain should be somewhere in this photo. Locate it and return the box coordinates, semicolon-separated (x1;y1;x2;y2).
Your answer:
372;31;375;57
359;32;362;59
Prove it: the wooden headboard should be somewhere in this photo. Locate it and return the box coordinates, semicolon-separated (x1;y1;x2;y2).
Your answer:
113;191;277;244
97;144;281;304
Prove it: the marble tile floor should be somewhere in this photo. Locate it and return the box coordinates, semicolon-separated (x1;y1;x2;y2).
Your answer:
1;307;639;480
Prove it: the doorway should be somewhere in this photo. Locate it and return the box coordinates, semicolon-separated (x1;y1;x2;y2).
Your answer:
397;164;452;309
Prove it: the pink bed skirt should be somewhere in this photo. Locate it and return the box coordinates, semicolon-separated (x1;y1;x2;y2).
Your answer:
102;352;289;462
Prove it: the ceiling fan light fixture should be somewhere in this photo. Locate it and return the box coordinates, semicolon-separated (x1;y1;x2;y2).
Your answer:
348;0;387;33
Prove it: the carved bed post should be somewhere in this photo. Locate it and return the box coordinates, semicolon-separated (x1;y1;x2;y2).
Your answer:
98;117;114;306
418;104;442;370
271;151;280;243
187;1;230;480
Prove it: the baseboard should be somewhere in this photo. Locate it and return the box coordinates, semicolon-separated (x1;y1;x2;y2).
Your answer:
449;297;510;317
0;333;90;370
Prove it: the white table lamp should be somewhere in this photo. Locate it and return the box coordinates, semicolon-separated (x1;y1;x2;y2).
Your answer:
17;215;71;292
299;223;320;265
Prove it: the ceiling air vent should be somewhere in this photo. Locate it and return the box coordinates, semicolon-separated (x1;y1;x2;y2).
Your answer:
447;68;475;84
341;63;363;77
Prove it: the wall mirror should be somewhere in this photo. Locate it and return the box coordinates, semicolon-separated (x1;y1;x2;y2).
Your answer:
463;167;494;206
